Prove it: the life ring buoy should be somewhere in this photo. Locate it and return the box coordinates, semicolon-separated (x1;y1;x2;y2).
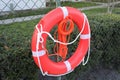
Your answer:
31;7;90;76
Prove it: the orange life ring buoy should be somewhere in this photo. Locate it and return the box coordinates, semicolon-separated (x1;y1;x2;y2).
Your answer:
31;7;90;76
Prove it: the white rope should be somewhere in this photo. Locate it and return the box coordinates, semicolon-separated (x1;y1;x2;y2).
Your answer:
82;14;91;66
45;69;73;77
82;38;90;65
36;24;47;76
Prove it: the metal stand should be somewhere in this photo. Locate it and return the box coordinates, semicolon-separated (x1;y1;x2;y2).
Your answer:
57;76;62;80
55;0;61;79
38;1;62;80
56;0;61;7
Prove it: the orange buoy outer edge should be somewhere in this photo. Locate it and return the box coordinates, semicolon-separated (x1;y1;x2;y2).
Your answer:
31;7;91;76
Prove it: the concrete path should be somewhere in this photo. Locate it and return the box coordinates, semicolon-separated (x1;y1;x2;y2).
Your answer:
0;1;120;25
77;66;120;80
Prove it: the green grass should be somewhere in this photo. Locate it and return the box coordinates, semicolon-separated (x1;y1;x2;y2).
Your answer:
62;1;97;8
91;0;108;3
47;1;98;8
82;8;107;15
113;8;120;14
82;8;120;15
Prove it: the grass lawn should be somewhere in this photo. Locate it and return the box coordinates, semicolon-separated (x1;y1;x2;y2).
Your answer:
82;8;107;14
91;0;108;3
61;1;98;8
82;7;120;15
47;1;98;8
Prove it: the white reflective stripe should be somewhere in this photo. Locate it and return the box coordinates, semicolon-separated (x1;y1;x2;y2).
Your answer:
32;50;46;57
60;7;68;19
80;33;91;39
64;61;71;72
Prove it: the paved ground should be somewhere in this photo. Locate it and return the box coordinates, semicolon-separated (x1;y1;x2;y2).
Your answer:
77;67;120;80
0;1;120;25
